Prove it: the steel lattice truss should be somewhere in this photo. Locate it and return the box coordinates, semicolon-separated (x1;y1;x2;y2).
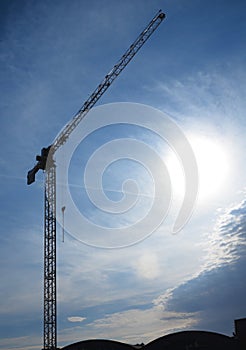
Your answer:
44;164;56;349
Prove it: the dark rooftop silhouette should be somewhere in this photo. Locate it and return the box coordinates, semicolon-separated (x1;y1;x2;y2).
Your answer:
62;317;246;349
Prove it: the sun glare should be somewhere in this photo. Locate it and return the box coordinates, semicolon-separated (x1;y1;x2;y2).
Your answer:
192;135;229;200
166;134;230;202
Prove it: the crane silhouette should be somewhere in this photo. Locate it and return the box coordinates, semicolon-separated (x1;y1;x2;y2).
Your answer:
27;10;165;349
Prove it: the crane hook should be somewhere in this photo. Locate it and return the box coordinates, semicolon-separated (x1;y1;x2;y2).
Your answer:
61;206;66;242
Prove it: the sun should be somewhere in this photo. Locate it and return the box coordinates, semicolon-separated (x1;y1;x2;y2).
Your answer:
166;134;230;202
191;135;230;200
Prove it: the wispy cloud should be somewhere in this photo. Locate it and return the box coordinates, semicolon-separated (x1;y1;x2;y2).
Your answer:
202;198;246;270
59;306;197;346
158;196;246;335
0;335;41;350
68;316;86;323
154;68;246;126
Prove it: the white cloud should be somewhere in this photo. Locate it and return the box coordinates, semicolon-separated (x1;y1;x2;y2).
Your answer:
68;316;86;323
153;197;246;335
156;69;246;122
60;305;197;346
88;308;197;344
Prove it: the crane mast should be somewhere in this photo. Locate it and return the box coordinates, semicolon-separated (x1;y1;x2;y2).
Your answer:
27;10;165;350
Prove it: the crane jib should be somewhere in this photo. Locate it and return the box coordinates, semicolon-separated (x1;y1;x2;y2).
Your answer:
53;10;165;151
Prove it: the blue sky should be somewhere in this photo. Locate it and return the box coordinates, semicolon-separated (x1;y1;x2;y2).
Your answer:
0;0;246;349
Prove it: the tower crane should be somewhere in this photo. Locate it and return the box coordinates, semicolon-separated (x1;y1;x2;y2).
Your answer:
27;10;165;350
